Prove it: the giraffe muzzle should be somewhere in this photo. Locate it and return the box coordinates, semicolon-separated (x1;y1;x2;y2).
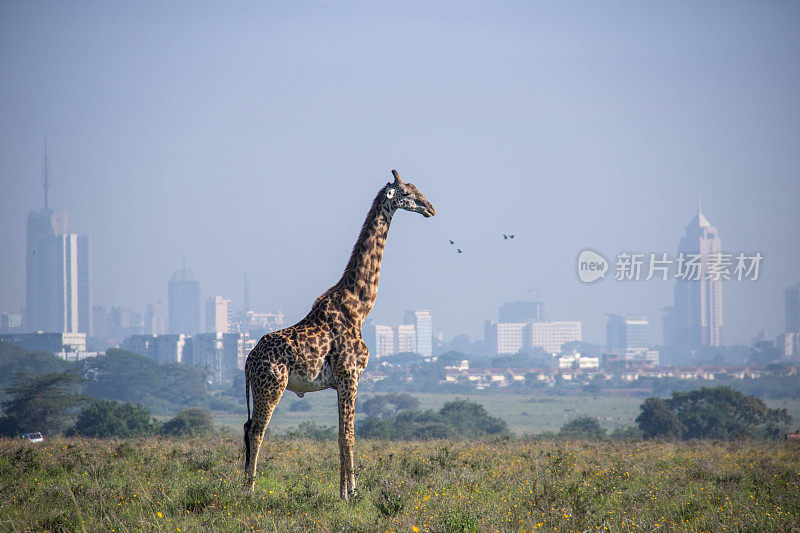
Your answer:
418;201;436;218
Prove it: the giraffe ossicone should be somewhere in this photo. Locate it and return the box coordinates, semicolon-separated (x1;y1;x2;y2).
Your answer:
242;170;435;500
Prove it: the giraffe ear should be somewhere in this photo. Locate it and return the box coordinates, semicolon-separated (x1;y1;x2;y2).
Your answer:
391;169;403;185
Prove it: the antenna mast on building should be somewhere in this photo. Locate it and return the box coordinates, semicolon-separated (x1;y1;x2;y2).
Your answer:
243;271;253;313
42;138;51;210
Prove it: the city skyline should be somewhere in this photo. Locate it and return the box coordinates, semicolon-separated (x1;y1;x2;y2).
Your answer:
1;2;798;345
4;170;800;356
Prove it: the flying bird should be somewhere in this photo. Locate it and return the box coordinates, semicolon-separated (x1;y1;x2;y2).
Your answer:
449;240;454;245
503;234;508;239
509;234;514;239
457;248;462;254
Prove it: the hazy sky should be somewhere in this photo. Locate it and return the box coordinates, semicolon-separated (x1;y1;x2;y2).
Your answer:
1;1;799;345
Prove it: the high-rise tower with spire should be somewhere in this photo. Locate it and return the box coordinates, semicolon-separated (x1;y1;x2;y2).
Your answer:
25;141;92;334
663;205;723;350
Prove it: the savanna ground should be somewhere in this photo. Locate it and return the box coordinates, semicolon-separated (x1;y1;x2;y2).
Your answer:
2;436;798;532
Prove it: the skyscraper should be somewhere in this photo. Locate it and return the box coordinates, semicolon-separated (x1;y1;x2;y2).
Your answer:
394;324;417;353
663;207;724;348
206;296;231;333
144;300;167;335
168;262;200;334
363;321;394;358
606;314;649;355
24;144;91;334
403;309;433;357
529;321;582;355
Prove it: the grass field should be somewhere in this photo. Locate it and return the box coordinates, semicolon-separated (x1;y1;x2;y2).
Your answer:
2;436;798;532
213;392;800;437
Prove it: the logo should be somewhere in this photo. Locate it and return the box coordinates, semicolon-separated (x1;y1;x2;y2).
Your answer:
577;249;608;283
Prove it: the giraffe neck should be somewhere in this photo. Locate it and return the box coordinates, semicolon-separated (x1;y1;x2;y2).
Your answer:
334;186;395;324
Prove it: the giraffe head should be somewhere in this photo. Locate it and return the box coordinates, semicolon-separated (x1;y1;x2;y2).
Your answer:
384;169;436;218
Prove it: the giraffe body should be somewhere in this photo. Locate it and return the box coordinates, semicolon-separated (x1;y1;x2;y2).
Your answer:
243;170;434;500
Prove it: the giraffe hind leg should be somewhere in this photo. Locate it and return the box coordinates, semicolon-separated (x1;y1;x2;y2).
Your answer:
244;367;286;491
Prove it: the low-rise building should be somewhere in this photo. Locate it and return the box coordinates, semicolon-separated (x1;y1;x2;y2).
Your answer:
0;331;86;353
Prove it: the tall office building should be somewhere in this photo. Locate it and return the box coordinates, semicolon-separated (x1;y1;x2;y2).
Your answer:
530;321;582;354
206;296;231;333
108;306;141;340
403;309;433;357
168;262;200;334
606;315;649;355
363;321;395;358
24;145;91;334
779;282;800;359
499;301;545;323
495;322;528;355
663;207;724;348
144;301;167;335
394;324;417;353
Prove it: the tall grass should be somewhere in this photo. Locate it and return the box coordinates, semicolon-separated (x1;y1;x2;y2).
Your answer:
1;436;798;531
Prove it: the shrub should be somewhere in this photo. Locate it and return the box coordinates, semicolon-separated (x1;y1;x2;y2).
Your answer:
357;399;508;440
558;416;606;440
288;401;311;412
285;421;336;440
73;399;159;438
160;408;214;437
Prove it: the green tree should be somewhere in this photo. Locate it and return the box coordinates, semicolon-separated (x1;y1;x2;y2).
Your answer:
73;399;159;438
558;416;606;440
0;371;84;436
609;425;644;440
0;342;71;390
636;397;683;440
666;386;790;440
82;349;163;403
439;399;508;438
362;395;392;418
361;394;420;418
386;393;420;413
157;363;208;406
160;408;214;437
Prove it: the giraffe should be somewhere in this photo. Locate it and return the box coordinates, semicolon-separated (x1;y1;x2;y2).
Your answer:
243;170;435;500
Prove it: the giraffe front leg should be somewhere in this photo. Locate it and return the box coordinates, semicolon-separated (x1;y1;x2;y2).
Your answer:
337;378;358;501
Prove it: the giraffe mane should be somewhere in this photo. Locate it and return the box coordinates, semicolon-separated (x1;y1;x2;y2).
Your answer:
312;183;389;307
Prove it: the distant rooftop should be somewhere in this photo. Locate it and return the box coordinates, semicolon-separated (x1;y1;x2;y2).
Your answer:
170;263;197;283
687;207;712;229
